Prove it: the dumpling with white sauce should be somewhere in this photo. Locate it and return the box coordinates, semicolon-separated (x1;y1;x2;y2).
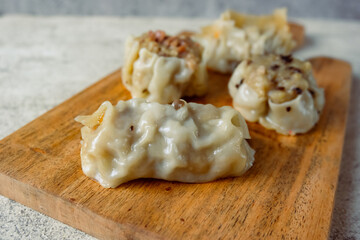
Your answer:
75;99;255;188
195;8;296;73
228;54;325;135
122;30;208;103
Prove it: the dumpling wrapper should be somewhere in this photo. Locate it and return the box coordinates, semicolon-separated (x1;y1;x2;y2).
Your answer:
122;31;208;103
228;54;325;135
75;99;255;188
195;8;296;73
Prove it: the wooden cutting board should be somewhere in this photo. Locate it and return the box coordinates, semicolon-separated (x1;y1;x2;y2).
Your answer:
0;56;352;239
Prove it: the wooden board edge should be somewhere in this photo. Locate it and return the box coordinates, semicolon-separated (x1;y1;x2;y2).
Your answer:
309;56;353;239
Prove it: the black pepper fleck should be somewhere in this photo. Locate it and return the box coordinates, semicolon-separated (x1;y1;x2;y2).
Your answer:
286;107;291;112
280;55;293;63
293;87;303;94
271;64;280;71
288;66;302;73
235;79;244;89
276;86;285;91
130;125;134;131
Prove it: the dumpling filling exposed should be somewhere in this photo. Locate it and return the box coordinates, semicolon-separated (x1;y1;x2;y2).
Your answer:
228;54;325;135
195;8;296;73
122;30;208;103
75;99;255;188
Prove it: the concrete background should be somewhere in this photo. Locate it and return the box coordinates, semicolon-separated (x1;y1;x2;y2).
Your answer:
0;0;359;19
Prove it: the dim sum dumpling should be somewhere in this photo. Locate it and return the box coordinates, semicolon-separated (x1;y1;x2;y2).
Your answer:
228;54;325;135
122;30;208;103
195;8;296;73
75;99;255;188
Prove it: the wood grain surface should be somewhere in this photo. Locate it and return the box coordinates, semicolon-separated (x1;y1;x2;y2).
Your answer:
0;56;351;239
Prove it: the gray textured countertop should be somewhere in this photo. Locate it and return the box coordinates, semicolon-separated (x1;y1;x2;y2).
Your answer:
0;16;359;240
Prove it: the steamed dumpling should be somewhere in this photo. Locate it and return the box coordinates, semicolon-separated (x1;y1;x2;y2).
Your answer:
75;99;255;187
195;8;296;73
122;30;208;103
228;54;325;135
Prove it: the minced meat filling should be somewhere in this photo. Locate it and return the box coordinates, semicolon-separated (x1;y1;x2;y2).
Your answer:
137;30;203;71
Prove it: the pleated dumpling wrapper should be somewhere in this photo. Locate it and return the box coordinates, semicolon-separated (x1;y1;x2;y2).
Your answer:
228;54;325;135
122;30;208;104
75;99;255;188
195;8;296;73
